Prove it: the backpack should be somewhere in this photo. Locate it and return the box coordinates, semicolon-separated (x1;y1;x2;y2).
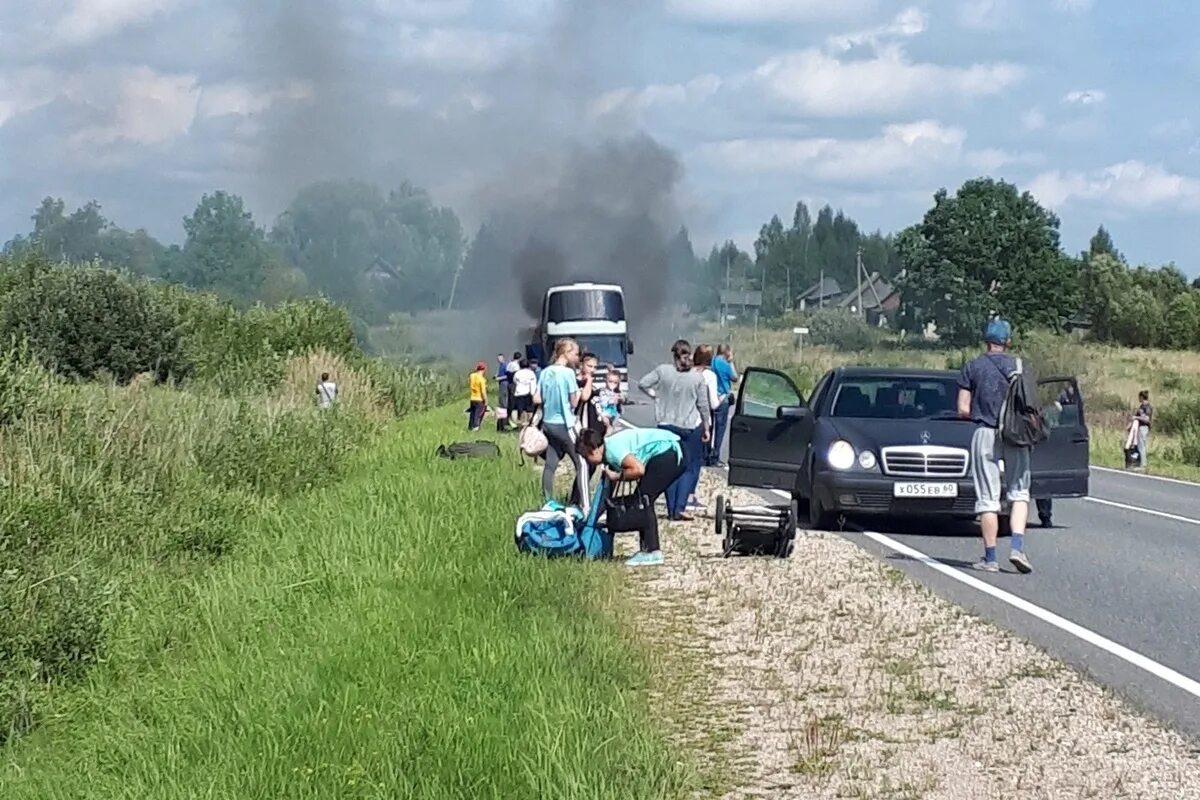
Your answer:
436;441;501;460
518;408;549;463
996;357;1048;448
514;480;612;560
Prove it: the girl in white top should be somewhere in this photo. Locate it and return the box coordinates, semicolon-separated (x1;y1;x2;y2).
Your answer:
689;345;722;511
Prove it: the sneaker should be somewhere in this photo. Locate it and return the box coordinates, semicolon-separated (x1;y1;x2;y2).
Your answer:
625;551;664;567
971;559;1000;573
1009;549;1033;574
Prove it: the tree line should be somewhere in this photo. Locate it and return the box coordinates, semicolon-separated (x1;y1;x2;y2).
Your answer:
692;178;1200;349
6;175;1198;351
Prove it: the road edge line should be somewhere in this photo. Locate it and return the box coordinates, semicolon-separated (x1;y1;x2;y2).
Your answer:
1085;496;1200;526
1093;465;1200;488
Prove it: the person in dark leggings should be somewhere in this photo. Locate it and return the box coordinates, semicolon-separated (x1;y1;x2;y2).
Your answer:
577;427;684;567
534;338;589;513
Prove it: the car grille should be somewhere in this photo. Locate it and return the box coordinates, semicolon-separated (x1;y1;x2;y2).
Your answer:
880;446;969;479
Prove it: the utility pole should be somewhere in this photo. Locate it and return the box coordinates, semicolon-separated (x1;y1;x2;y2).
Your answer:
855;246;865;318
446;257;465;311
819;267;824;309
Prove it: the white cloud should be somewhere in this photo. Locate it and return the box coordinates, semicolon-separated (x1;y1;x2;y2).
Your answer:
957;0;1011;29
1063;89;1105;106
665;0;873;23
1030;161;1200;210
827;7;926;51
696;120;1031;183
197;81;311;119
394;25;524;72
0;67;61;127
1021;108;1047;131
588;74;722;119
754;45;1023;117
55;0;185;46
72;67;199;147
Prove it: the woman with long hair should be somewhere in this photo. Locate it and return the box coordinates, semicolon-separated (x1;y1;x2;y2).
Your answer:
689;344;721;511
533;338;590;513
637;339;710;522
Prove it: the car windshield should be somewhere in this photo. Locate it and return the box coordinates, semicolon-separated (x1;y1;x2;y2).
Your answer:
552;334;627;368
829;377;959;419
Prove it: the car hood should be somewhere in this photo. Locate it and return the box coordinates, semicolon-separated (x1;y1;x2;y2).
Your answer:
826;417;975;450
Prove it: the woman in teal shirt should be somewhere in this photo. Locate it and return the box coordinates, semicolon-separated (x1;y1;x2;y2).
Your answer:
575;427;684;567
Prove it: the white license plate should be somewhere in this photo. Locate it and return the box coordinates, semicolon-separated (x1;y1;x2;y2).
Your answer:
893;482;959;498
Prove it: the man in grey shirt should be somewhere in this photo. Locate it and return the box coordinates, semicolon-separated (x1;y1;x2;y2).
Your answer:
638;340;710;521
956;319;1034;575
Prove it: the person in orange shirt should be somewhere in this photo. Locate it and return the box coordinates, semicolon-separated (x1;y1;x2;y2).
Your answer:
468;362;489;432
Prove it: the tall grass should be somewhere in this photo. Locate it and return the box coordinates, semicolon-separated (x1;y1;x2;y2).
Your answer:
1;406;689;799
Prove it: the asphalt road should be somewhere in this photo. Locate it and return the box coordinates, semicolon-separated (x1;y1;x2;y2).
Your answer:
621;340;1200;741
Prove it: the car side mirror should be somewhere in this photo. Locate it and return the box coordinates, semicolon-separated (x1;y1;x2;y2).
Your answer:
777;405;807;421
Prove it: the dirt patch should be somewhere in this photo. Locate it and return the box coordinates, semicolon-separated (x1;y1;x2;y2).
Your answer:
624;470;1200;799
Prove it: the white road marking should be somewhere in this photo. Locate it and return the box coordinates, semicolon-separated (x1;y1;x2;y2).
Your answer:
859;529;1200;701
1093;465;1200;489
1084;497;1200;527
766;488;1200;700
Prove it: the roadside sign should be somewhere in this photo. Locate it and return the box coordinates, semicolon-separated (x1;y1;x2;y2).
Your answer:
792;327;810;335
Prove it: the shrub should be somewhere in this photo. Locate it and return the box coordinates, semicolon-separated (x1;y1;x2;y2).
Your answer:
1179;427;1200;467
801;309;884;351
1156;397;1200;436
0;342;62;425
0;267;184;383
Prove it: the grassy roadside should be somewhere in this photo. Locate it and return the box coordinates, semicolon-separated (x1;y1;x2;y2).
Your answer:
1;406;688;799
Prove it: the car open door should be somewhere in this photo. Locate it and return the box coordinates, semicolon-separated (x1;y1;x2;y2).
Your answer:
1030;377;1090;498
728;367;810;492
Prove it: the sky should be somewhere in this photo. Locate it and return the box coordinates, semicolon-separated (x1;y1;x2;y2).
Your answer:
1;0;1198;274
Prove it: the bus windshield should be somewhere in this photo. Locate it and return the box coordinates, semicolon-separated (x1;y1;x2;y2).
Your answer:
551;334;628;368
547;290;624;323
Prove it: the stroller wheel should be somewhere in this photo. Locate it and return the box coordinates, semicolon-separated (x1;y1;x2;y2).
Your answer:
715;494;726;536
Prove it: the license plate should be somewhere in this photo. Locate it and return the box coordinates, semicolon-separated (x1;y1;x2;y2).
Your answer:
893;482;958;498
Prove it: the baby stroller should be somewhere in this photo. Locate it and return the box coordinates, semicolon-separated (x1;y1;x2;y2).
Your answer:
713;494;799;559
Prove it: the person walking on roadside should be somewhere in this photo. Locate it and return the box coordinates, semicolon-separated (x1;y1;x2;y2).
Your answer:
316;372;338;410
576;427;684;568
638;340;710;522
709;344;738;466
534;338;589;513
689;344;721;511
468;362;489;432
1133;389;1152;470
957;319;1035;574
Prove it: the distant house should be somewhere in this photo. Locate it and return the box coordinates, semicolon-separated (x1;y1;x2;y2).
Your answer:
364;256;402;285
719;289;763;327
838;272;899;327
795;277;845;310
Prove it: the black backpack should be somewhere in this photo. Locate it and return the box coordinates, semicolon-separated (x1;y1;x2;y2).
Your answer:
436;441;501;460
996;358;1048;448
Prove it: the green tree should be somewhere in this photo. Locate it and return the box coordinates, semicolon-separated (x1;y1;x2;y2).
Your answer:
1087;225;1123;263
5;198;166;276
896;178;1077;345
1110;285;1164;348
1163;292;1200;349
1080;253;1133;342
167;192;277;303
272;180;464;317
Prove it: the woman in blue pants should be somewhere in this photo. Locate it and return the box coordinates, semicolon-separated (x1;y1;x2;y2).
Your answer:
637;340;710;522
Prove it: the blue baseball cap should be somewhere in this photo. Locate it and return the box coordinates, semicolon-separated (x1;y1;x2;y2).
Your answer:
984;319;1012;345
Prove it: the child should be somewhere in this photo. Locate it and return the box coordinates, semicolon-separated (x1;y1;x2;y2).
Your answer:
597;367;624;431
467;362;489;432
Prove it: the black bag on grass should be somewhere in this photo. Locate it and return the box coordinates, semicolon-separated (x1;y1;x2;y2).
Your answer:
437;441;501;460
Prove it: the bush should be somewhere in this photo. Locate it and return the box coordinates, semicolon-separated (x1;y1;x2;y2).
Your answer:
0;342;62;425
0;266;184;383
1181;427;1200;467
802;309;884;351
1156;397;1200;436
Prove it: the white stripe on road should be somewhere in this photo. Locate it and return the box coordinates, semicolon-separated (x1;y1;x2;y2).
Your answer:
765;487;1200;701
1093;465;1200;489
1084;496;1200;526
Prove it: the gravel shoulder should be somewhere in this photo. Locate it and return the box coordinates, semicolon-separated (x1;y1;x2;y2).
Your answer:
624;471;1200;800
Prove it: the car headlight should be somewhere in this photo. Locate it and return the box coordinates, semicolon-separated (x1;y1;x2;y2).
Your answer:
858;450;877;470
827;440;856;471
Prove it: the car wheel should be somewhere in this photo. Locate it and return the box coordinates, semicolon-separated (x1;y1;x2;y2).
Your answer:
808;491;835;531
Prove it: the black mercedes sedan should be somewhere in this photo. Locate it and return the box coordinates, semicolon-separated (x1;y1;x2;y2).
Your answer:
727;366;1090;529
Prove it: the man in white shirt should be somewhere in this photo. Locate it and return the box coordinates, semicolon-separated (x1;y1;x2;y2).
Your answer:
316;372;337;409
